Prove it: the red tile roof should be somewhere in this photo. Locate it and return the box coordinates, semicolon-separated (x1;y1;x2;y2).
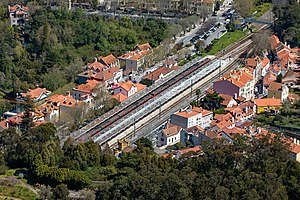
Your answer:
254;98;282;107
220;69;253;88
268;81;284;92
177;146;202;155
136;43;152;51
163;123;182;137
270;35;280;49
112;93;128;103
21;88;51;100
87;61;107;71
262;57;270;68
46;94;80;108
143;67;173;81
99;54;118;66
73;80;99;93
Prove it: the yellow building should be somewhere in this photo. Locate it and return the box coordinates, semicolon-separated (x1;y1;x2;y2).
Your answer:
254;98;283;114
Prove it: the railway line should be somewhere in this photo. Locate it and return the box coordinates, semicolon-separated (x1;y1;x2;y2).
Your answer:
72;25;268;144
99;48;250;147
126;57;246;145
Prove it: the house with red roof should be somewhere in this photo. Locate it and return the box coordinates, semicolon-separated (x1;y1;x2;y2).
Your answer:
72;80;100;103
8;4;29;26
118;43;152;71
98;54;120;68
157;123;182;147
18;87;51;102
253;98;283;114
170;106;213;129
213;68;255;100
112;81;146;102
289;140;300;162
267;81;289;102
0;110;45;132
45;93;82;118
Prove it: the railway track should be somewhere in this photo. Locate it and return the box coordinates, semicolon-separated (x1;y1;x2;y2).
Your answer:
73;25;268;144
105;50;249;147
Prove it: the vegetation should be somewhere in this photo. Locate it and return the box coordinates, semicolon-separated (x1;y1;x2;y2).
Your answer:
248;3;273;18
204;30;247;55
0;7;168;94
273;0;300;47
0;121;299;199
0;185;38;200
255;100;300;131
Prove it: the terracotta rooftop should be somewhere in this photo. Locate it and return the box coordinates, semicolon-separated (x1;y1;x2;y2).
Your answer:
116;82;146;92
247;56;261;68
219;93;234;106
73;80;99;93
143;67;173;81
290;143;300;154
112;93;128;103
254;98;282;107
46;94;80;108
270;35;280;50
136;43;152;51
219;69;253;88
93;70;114;81
268;81;283;92
174;107;212;119
9;4;29;12
21;87;51;100
262;57;270;68
163;123;182;137
87;61;107;71
99;54;118;66
177;146;202;155
185;126;205;133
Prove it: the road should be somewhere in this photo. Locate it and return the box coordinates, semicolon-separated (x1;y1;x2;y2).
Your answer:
175;0;232;46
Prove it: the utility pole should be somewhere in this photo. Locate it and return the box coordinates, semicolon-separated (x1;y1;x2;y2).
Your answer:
190;79;193;98
159;101;161;119
133;117;136;137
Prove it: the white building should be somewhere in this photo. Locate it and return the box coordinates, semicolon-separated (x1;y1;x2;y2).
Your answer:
158;123;182;147
8;4;29;26
113;81;146;98
170;107;213;129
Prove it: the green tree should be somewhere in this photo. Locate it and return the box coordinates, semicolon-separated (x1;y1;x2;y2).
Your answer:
52;184;69;200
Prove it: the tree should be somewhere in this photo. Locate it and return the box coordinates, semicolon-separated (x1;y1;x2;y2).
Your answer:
39;185;53;200
233;0;255;17
276;73;283;83
201;92;224;110
52;184;69;200
21;97;35;131
251;29;272;56
195;40;205;52
136;137;153;151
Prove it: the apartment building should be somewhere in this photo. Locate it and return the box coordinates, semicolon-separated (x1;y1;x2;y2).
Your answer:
170;107;213;129
213;68;255;101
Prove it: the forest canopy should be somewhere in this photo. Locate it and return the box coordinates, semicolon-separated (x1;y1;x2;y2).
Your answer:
0;6;168;93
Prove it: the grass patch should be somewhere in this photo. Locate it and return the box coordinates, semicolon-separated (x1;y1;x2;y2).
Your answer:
0;185;38;200
203;30;246;55
248;3;273;19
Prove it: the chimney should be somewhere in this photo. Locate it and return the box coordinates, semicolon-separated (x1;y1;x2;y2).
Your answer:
297;140;300;145
66;91;71;96
234;93;238;99
6;120;9;128
285;41;287;46
93;57;98;62
294;138;297;144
